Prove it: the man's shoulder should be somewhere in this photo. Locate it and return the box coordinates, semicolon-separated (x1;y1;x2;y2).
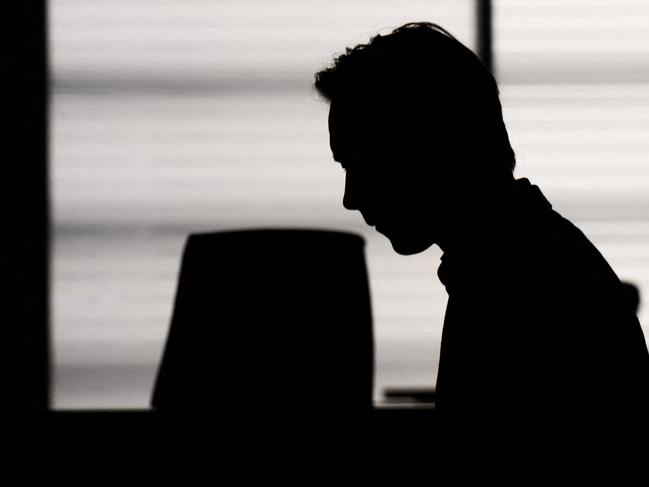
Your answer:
500;207;622;295
441;179;622;296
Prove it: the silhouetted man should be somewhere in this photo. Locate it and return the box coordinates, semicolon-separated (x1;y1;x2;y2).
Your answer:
315;22;649;454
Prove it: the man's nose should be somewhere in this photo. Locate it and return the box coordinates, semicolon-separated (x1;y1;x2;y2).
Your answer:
343;172;360;210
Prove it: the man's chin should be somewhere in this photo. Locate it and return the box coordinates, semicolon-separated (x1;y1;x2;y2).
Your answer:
381;229;435;255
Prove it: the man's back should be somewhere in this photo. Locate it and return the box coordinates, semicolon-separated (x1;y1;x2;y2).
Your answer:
435;178;649;448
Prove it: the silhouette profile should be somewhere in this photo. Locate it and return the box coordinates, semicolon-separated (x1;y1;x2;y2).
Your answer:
315;22;649;453
152;229;374;442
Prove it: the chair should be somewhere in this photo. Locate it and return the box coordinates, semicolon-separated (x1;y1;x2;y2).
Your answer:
151;229;374;437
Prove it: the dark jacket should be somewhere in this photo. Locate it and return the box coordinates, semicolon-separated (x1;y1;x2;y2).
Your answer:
434;178;649;449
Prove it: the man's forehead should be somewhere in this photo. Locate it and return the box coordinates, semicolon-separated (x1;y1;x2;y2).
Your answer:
329;96;398;135
328;100;375;140
329;95;373;119
329;102;401;166
328;101;358;160
328;100;355;129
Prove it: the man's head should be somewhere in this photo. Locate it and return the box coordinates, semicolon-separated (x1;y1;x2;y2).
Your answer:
314;22;515;255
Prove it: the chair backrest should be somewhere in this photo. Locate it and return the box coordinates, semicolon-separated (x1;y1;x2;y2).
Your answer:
151;229;374;428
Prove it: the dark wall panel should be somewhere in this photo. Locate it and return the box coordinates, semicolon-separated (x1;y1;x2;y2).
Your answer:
1;2;50;409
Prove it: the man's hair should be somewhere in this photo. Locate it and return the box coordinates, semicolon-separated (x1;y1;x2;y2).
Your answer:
314;22;515;181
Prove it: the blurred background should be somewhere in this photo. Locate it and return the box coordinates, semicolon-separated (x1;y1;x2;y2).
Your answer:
50;0;649;409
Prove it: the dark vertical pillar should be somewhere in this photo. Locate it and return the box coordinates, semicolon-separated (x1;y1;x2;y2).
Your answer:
0;2;50;409
476;0;495;76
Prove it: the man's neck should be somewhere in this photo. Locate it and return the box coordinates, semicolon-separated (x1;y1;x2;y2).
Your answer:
436;177;515;255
